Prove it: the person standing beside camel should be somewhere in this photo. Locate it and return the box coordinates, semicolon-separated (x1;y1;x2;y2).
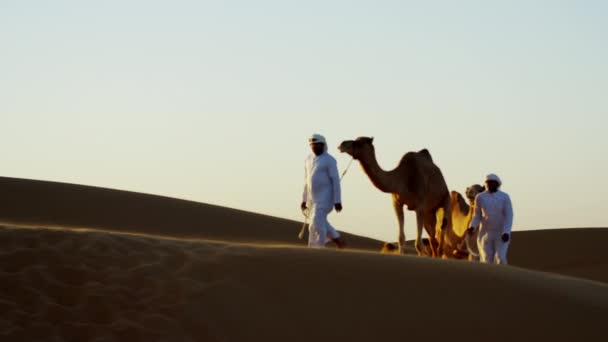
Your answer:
301;134;346;249
468;174;514;264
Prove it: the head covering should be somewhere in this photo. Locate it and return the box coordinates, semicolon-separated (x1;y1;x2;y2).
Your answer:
308;134;326;145
485;173;502;185
308;134;328;153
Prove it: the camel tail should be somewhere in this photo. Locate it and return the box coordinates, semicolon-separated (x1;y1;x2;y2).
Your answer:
436;194;452;257
451;191;469;216
442;194;452;229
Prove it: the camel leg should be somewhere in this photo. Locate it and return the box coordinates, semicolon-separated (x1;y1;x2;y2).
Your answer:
415;210;425;256
392;197;406;254
424;219;439;258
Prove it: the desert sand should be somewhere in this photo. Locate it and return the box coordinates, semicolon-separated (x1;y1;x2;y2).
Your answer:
0;176;607;341
0;177;382;251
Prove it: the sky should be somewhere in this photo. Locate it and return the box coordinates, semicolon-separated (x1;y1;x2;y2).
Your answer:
1;0;607;242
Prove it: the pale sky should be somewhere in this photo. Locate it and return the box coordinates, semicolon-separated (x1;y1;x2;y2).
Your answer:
2;1;607;241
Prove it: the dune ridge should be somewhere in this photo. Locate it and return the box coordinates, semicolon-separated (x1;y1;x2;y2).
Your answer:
0;176;382;250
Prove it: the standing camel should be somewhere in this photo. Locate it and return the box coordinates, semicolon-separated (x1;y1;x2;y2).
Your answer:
338;137;451;256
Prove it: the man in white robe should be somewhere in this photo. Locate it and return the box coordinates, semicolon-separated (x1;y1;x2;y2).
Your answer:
469;174;514;264
301;134;346;248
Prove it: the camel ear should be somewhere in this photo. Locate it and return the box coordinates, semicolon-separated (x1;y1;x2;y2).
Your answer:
370;137;374;143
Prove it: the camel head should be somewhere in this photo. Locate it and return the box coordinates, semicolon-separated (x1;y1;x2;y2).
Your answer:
465;184;485;203
338;137;374;160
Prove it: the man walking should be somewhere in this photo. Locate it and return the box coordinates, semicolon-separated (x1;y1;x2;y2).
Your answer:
469;174;514;264
301;134;346;248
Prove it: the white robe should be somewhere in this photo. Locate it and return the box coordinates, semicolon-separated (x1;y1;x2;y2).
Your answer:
302;152;342;247
470;190;514;264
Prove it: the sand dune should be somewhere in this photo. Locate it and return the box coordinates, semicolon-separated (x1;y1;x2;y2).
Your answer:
0;225;606;342
508;228;608;283
0;176;607;341
406;228;608;284
0;176;382;250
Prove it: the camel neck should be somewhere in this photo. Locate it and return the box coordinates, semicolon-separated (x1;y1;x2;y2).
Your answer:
358;152;394;193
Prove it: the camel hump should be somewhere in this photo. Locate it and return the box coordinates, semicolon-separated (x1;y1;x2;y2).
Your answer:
418;148;433;162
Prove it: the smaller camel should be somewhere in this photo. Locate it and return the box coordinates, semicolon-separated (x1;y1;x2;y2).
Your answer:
440;184;485;261
338;137;452;256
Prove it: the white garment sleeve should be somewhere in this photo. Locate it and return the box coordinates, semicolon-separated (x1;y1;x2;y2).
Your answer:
302;164;308;204
470;195;482;228
329;158;342;204
503;194;514;234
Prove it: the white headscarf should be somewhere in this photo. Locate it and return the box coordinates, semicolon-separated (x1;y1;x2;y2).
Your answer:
485;173;502;185
308;134;326;145
308;134;328;152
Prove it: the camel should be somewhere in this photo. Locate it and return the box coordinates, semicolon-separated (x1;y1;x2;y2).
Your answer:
438;184;485;261
338;137;452;256
381;184;485;259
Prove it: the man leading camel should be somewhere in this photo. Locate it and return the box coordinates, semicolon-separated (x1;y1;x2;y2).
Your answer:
301;134;346;248
468;174;514;264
